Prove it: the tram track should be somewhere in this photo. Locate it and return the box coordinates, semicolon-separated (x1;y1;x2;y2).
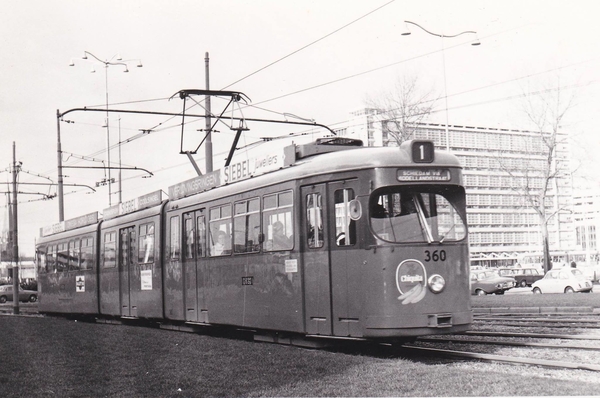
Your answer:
416;336;600;351
472;315;600;328
5;303;600;374
402;310;600;373
398;344;600;372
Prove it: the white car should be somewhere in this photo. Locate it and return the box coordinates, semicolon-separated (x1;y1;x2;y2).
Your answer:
531;268;593;294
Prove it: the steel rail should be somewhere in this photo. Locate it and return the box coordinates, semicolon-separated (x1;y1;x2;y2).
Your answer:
473;322;600;329
400;345;600;372
465;330;600;340
417;336;600;351
474;317;600;324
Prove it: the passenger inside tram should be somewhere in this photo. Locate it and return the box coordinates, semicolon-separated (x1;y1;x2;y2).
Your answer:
211;230;231;255
271;221;292;250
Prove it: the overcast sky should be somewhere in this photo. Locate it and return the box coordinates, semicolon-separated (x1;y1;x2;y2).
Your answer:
1;0;599;256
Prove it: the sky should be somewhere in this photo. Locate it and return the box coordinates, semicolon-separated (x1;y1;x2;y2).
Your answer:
1;0;599;256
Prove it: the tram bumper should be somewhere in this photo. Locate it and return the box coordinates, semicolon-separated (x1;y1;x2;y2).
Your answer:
364;310;472;338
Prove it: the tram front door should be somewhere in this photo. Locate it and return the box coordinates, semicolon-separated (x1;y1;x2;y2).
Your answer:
302;179;362;337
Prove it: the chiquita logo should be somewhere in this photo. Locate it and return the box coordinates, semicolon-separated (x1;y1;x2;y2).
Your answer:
396;259;427;305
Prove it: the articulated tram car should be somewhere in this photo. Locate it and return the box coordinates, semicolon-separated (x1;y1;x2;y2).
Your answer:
36;138;471;341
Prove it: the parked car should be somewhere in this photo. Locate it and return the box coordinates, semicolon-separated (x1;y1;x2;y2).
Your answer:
0;285;38;303
498;267;544;287
531;268;593;294
470;270;516;295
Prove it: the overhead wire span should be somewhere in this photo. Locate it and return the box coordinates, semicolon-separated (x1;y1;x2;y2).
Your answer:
131;1;396;140
222;0;396;90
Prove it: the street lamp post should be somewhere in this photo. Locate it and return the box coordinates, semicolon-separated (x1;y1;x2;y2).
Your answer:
402;21;480;150
69;51;142;206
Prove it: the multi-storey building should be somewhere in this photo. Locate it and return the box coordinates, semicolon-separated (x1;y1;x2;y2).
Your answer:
337;109;575;265
573;189;600;261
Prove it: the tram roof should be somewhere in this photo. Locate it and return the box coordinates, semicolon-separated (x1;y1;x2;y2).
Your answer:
170;141;462;207
38;140;463;238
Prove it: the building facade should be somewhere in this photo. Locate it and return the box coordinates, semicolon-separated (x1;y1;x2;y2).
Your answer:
573;189;600;262
337;109;575;265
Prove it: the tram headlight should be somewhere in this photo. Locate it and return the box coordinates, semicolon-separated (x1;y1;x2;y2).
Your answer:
428;274;445;293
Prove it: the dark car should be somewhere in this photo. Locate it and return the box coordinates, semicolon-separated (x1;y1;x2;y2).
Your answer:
498;267;544;287
0;285;38;303
470;270;516;295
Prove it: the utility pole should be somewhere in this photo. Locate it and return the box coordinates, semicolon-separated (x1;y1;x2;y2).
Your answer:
11;142;19;315
205;52;213;172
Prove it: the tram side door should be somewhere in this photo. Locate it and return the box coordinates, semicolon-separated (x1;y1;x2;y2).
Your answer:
119;226;136;317
301;184;332;336
183;210;208;323
327;180;362;337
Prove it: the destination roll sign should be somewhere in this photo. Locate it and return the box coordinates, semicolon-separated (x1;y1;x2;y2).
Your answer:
397;169;451;182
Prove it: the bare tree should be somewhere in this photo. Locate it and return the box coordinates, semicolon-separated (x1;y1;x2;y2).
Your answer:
365;74;437;145
496;77;576;273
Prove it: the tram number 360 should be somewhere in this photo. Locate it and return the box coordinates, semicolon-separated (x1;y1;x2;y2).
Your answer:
424;250;446;262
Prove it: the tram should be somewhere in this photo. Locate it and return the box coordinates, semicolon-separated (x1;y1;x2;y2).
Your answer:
36;137;471;341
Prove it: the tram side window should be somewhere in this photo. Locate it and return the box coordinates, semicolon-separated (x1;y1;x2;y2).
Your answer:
103;231;117;268
183;214;195;259
169;216;180;260
80;237;94;271
120;227;136;267
37;248;47;274
46;245;57;273
264;191;294;251
197;215;206;257
138;222;155;264
334;188;356;247
57;242;69;272
234;198;261;254
68;240;80;271
209;204;232;256
306;193;324;248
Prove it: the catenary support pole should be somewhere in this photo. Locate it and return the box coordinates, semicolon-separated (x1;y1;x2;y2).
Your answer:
11;142;19;315
57;109;64;221
205;52;213;172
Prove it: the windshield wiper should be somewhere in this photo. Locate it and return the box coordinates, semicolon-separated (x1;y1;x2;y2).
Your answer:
414;196;434;244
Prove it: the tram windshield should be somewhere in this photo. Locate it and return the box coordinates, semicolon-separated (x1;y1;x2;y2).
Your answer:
370;187;466;243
